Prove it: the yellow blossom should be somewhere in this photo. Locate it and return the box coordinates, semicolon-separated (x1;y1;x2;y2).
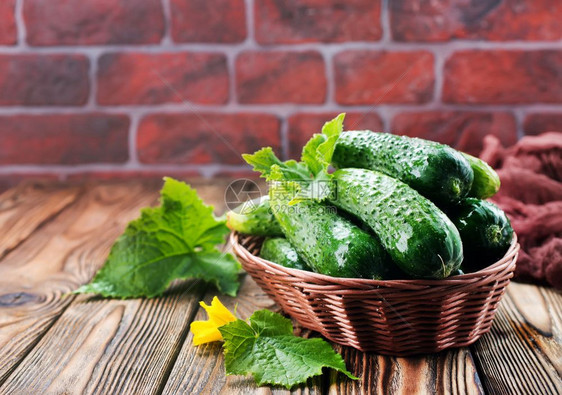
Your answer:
190;296;237;345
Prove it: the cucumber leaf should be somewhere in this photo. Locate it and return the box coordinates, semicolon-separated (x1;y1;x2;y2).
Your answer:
301;113;345;178
242;147;310;181
243;114;345;203
75;177;241;298
300;134;326;176
219;309;357;389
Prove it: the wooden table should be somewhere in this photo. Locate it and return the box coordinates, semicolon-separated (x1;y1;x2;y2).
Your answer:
0;180;560;395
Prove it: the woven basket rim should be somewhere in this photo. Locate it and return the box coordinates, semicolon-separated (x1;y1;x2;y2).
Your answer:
230;231;519;288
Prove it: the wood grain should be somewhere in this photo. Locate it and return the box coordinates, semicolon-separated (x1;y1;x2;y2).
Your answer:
0;179;250;394
471;282;562;394
162;274;323;395
327;346;483;395
0;180;561;395
0;282;205;394
0;182;80;259
0;182;159;383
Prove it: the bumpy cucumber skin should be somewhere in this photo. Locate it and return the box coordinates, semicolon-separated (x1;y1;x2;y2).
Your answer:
226;196;284;237
449;198;513;272
333;131;474;204
260;238;311;271
270;194;394;279
461;153;500;199
330;168;463;279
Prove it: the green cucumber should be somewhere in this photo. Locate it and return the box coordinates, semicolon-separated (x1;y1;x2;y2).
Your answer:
449;198;513;272
260;238;310;271
450;268;465;276
332;131;474;204
226;196;283;237
330;168;463;278
269;189;395;279
461;153;500;199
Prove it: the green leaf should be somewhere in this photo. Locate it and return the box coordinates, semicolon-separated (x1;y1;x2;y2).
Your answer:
75;177;241;298
268;165;306;206
248;309;293;337
244;114;345;205
243;147;311;181
219;310;357;389
242;147;284;178
301;134;327;176
301;113;345;177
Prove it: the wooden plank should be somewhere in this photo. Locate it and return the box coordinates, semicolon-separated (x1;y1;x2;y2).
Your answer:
162;274;323;395
0;182;80;259
327;346;483;394
0;181;159;383
0;281;205;394
471;282;562;394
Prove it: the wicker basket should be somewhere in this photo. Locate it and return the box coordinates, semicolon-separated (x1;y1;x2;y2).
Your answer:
231;231;519;356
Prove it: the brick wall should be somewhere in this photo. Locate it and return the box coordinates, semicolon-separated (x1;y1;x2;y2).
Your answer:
1;0;561;188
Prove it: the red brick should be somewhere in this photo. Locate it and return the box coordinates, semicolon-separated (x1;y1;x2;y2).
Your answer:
24;0;164;45
0;55;89;106
137;114;281;165
0;114;129;165
288;112;383;159
391;0;562;42
236;51;326;104
391;111;518;156
170;0;246;43
444;50;562;104
334;51;434;105
255;0;382;44
97;53;228;105
0;0;16;45
524;114;562;136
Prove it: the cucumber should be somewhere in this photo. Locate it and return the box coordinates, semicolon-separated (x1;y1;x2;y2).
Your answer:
329;168;463;278
461;153;500;199
260;238;310;271
332;131;474;204
449;198;513;272
269;189;395;279
226;196;284;237
450;268;465;276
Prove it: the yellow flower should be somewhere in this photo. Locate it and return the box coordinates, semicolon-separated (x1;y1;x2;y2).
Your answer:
190;296;237;345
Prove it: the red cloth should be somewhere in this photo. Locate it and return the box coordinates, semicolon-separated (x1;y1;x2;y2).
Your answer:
479;132;562;289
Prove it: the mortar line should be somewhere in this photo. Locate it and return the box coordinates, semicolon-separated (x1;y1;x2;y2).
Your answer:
432;48;446;105
226;50;238;105
1;40;562;54
85;51;100;109
320;46;337;106
127;112;141;165
512;108;526;139
280;115;290;160
245;0;256;44
381;0;391;44
14;0;26;48
2;103;562;116
379;0;395;133
160;0;173;45
378;0;392;133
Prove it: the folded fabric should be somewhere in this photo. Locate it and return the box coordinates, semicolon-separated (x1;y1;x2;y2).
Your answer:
479;132;562;290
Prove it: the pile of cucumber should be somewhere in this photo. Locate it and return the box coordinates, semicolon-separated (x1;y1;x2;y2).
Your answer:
228;120;513;280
